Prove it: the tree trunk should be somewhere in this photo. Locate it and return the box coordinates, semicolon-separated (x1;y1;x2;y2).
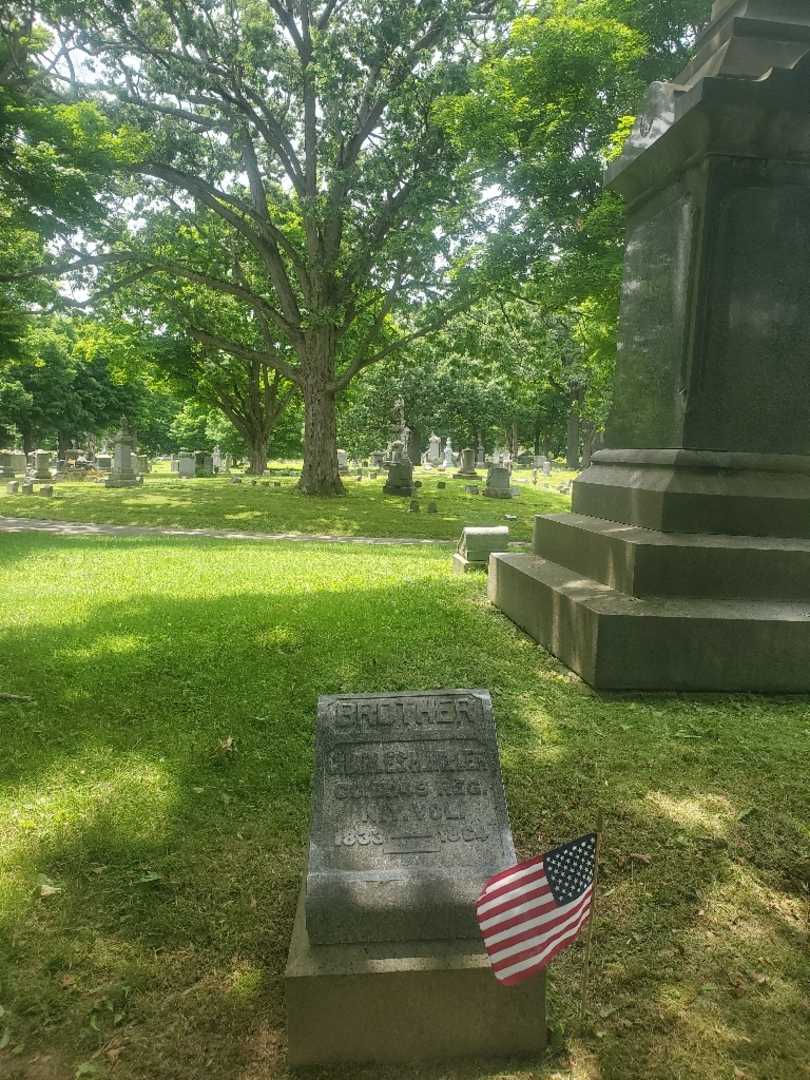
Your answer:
566;411;580;470
58;431;71;459
298;333;344;496
246;435;267;475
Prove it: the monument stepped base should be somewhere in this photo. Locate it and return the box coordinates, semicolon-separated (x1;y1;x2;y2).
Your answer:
286;886;546;1066
489;545;810;693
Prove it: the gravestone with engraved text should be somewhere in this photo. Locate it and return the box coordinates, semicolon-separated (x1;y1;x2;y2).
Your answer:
306;689;515;945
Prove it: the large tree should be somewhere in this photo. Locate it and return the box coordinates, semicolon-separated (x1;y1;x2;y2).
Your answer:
11;0;509;493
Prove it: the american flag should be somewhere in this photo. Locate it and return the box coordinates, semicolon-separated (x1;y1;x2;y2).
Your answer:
476;834;597;986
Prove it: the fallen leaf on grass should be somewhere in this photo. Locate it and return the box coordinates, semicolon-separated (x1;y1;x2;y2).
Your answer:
133;871;162;884
219;735;235;753
628;852;652;865
0;1026;10;1051
36;874;61;898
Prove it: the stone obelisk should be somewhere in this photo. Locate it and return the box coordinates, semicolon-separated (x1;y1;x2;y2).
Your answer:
491;1;810;691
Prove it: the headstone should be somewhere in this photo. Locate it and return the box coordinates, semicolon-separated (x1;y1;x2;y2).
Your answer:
101;420;139;488
135;454;150;474
0;451;15;478
370;450;385;469
464;484;480;495
542;460;552;477
443;439;455;470
427;500;438;513
414;479;422;489
95;453;112;472
483;464;512;500
454;448;478;479
437;480;446;490
32;450;52;481
176;453;195;478
274;481;282;488
408;499;420;513
532;469;538;485
428;433;442;465
383;441;413;496
194;451;214;477
453;527;510;574
21;481;34;496
305;690;516;943
7;481;19;494
230;477;242;484
8;451;26;475
287;690;544;1066
37;484;54;497
337;449;349;474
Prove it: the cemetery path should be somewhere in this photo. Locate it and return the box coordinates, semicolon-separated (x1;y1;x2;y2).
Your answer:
0;514;454;547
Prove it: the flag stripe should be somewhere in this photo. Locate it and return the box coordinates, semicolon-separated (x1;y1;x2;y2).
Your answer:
482;884;594;951
487;889;593;967
476;864;548;908
478;891;558;932
494;906;593;984
481;854;543;891
476;874;550;916
497;911;593;986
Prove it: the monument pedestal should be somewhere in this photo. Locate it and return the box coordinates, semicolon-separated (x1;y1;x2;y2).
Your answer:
286;886;545;1066
491;2;810;692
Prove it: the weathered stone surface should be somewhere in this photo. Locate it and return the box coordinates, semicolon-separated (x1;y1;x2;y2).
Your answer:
490;551;810;693
305;690;516;945
484;465;512;500
286;884;546;1066
459;526;510;565
6;481;19;494
491;3;810;691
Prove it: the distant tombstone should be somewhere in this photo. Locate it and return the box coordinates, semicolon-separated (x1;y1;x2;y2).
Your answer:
437;480;446;490
427;500;438;514
102;420;139;488
212;445;223;472
193;451;214;477
532;469;538;484
37;484;54;497
383;440;413;496
337;449;349;474
428;433;442;465
95;453;112;471
476;442;486;469
484;464;512;500
135;454;150;475
8;451;26;475
6;481;19;494
370;450;385;469
230;476;242;485
453;526;510;574
0;451;15;478
21;481;34;496
542;460;552;477
176;453;196;478
443;439;455;469
32;450;52;481
454;448;478;479
408;499;420;513
464;483;480;495
414;479;422;489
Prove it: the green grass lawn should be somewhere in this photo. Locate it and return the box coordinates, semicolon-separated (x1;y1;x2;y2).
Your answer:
0;533;807;1080
0;468;574;542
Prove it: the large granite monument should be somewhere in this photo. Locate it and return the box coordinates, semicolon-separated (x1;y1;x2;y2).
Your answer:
491;0;810;691
286;690;545;1065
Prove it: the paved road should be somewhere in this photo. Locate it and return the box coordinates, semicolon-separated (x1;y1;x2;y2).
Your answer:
0;515;454;547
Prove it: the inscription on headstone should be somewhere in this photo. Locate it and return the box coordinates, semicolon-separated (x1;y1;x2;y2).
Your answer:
306;689;515;945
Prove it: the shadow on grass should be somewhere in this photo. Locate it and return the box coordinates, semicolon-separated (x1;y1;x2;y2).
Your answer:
0;534;807;1079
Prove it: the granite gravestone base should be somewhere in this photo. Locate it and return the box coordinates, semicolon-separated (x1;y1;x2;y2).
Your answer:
286;690;546;1066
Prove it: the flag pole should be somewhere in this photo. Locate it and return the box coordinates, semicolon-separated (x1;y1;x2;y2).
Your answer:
579;812;604;1019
